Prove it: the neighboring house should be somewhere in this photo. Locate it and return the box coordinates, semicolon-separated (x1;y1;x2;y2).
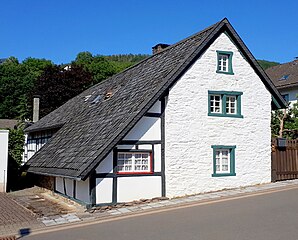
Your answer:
266;59;298;106
0;119;18;192
24;18;286;207
0;119;18;129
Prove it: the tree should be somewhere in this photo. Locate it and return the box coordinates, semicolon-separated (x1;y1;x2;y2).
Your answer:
33;64;93;118
73;51;119;84
8;125;25;166
6;124;25;191
0;57;53;120
257;60;280;70
271;100;298;139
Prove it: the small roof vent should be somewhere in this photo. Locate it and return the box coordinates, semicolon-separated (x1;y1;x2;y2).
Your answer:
279;74;289;81
91;95;101;104
84;95;92;102
104;90;113;100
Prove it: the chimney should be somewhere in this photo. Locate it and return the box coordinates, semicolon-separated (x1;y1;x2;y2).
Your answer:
33;96;40;122
152;43;170;54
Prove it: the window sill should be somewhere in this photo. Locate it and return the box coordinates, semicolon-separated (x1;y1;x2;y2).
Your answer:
117;171;153;175
216;70;234;75
212;173;236;177
208;113;243;118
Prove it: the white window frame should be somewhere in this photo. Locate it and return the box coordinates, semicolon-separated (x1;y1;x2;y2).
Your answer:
210;94;222;113
218;54;229;72
117;152;152;174
215;149;230;174
225;96;237;114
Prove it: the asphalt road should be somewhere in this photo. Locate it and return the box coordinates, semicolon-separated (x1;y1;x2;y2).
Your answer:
23;187;298;240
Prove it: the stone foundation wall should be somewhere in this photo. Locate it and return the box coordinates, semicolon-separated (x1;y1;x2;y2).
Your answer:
33;174;55;191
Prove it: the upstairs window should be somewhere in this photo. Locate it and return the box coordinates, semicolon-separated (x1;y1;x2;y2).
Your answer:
208;91;243;118
216;51;234;75
117;152;152;174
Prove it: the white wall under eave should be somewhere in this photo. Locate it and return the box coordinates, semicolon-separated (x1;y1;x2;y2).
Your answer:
123;116;161;141
117;176;161;202
148;101;161;113
76;178;90;203
55;177;74;198
55;177;64;194
65;178;74;197
165;32;272;198
55;177;90;204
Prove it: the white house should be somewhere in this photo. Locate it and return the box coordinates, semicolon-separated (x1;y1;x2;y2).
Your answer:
24;18;286;207
266;59;298;106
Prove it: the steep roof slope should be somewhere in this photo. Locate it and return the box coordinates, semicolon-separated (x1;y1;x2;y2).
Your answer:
25;18;286;180
266;60;298;89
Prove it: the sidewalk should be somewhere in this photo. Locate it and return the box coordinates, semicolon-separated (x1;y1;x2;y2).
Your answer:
2;179;298;238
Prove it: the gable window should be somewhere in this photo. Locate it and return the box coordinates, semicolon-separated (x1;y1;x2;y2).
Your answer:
216;51;234;75
208;91;243;118
117;152;152;174
212;145;236;177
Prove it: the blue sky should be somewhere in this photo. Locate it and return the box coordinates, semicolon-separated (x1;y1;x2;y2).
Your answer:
1;0;297;64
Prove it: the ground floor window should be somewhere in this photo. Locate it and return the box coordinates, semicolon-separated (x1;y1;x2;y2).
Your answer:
211;145;236;177
117;152;152;174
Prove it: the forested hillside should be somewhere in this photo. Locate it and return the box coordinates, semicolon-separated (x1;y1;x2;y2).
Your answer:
257;60;280;70
0;54;277;121
0;52;149;120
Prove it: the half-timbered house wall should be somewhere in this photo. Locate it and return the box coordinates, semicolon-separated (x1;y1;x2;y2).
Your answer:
23;129;57;164
94;100;164;204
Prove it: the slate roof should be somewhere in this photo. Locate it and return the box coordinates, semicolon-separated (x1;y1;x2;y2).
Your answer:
266;60;298;90
25;18;286;180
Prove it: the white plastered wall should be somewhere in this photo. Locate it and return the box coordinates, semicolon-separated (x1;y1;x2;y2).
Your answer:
55;177;90;203
0;130;9;192
165;32;272;197
123;116;161;141
117;176;161;202
96;178;113;204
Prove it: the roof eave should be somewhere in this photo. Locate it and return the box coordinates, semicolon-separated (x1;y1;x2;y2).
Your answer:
26;168;82;181
24;123;64;133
